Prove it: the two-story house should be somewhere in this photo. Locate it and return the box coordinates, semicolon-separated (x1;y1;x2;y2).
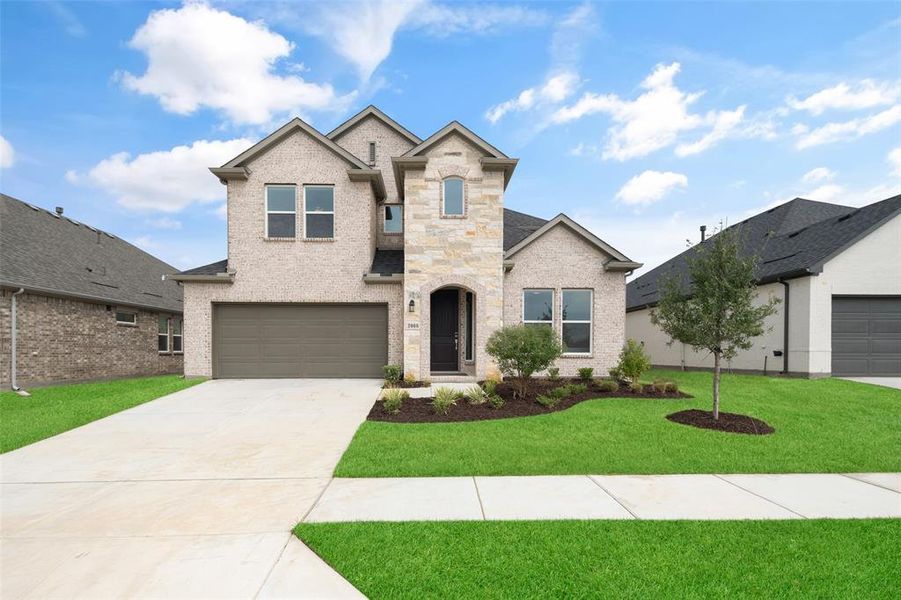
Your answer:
171;106;641;381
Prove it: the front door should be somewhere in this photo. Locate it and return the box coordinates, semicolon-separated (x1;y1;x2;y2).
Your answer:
430;289;459;372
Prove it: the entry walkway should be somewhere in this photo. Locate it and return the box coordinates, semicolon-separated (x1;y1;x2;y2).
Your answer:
305;473;901;522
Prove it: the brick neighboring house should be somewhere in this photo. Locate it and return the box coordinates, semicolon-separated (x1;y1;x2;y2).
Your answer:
172;106;641;380
0;194;184;388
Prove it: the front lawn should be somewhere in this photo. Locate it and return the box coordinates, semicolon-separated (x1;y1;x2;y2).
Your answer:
296;520;899;599
0;375;203;453
335;370;901;476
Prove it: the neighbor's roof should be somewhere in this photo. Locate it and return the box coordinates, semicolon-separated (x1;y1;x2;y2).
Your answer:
0;193;183;313
626;195;901;312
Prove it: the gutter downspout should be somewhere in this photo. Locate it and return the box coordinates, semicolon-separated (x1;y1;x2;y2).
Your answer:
779;280;790;375
10;288;30;395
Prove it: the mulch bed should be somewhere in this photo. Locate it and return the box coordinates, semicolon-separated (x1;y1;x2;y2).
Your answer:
370;378;692;423
666;409;775;435
382;380;430;389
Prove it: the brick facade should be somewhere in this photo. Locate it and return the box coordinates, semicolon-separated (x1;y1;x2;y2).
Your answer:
0;290;183;388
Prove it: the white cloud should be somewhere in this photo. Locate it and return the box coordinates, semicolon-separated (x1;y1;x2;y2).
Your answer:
801;167;837;183
120;3;345;125
411;2;548;37
68;138;252;212
486;71;579;123
615;170;688;206
45;1;87;37
795;105;901;149
147;217;182;230
804;184;845;202
213;203;228;220
552;62;745;160
788;80;901;115
0;135;14;168
133;235;159;251
888;148;901;176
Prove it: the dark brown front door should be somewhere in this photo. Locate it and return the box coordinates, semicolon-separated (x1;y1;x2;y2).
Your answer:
430;289;459;372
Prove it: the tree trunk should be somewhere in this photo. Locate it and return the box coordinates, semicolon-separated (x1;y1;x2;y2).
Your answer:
712;352;721;420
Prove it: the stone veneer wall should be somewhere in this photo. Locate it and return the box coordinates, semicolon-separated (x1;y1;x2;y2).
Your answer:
0;289;182;387
503;224;627;377
182;129;404;377
402;134;505;379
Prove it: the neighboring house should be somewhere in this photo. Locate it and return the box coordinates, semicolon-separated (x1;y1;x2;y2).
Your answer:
0;194;184;388
171;106;640;380
626;195;901;378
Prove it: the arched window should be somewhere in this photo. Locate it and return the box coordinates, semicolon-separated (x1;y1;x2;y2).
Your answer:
442;177;464;216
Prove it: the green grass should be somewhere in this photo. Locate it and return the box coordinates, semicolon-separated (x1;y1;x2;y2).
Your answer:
296;520;900;599
0;375;203;452
336;370;901;476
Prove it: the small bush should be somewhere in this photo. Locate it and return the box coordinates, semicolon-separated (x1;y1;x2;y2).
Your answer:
486;325;563;397
487;393;505;409
629;382;644;394
403;372;418;385
547;367;560;381
383;364;402;385
568;382;588;395
665;381;679;393
432;387;460;415
482;379;498;395
420;379;431;387
596;379;618;392
652;380;669;394
577;367;594;381
382;388;408;414
614;339;652;383
608;366;624;382
465;386;487;405
537;394;560;408
548;385;571;400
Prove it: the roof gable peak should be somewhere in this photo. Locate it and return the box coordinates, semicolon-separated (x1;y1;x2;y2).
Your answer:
403;120;508;159
327;105;422;145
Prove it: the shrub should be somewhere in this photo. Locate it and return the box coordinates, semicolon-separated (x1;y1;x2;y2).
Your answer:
614;339;652;383
486;325;562;397
596;379;618;393
652;380;669;394
547;367;560;381
383;364;402;385
482;379;498;396
382;388;408;414
548;385;571;400
567;382;588;395
403;372;418;385
465;386;487;405
537;394;560;408
629;382;644;394
431;387;460;415
665;381;679;393
608;366;624;382
487;393;505;409
577;367;594;381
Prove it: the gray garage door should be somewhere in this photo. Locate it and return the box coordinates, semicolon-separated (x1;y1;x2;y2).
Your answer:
213;303;388;378
831;296;901;376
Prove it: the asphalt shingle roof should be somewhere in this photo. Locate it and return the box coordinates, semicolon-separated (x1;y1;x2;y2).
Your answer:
0;194;183;313
180;259;229;276
626;195;901;311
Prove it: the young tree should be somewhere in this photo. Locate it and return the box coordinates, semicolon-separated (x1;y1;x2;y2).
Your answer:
651;227;779;419
486;325;562;397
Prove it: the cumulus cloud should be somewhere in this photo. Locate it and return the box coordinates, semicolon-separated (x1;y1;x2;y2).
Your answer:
486;71;579;123
0;135;14;168
120;3;346;125
67;138;252;212
794;105;901;149
675;106;746;157
411;2;548;37
888;148;901;177
788;79;901;115
615;170;688;206
801;167;837;184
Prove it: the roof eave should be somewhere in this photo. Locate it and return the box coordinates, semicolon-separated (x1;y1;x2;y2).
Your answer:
605;260;643;272
0;281;184;314
391;157;428;201
167;273;235;283
209;167;248;183
480;157;519;189
347;169;387;201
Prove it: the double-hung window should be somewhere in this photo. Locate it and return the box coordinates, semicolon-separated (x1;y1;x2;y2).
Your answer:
562;289;592;354
304;185;335;239
158;316;170;353
442;177;464;216
266;185;296;238
523;289;553;326
172;318;183;353
384;205;403;233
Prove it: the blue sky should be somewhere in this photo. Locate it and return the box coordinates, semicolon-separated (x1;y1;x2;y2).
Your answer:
2;1;899;274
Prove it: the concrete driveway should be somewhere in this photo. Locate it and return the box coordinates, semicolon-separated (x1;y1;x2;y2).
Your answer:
1;379;379;599
840;377;901;390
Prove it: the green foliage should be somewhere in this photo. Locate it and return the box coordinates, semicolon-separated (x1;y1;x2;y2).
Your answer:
383;364;402;385
537;394;561;408
486;325;563;396
615;340;651;383
596;379;618;393
577;367;594;381
547;367;560;381
653;379;677;394
487;393;505;409
567;383;588;395
629;382;644;394
608;366;624;382
465;386;487;405
432;387;460;415
403;372;418;385
482;379;498;395
665;382;679;393
652;381;668;394
382;388;408;414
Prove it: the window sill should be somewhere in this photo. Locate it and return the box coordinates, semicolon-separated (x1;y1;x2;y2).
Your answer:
382;231;404;236
117;322;137;327
440;214;467;219
561;353;593;359
302;237;336;242
158;351;171;355
263;237;297;242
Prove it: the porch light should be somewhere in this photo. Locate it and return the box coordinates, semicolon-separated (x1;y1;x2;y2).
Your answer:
408;299;415;312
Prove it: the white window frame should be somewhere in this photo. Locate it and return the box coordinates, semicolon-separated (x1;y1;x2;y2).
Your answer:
522;289;554;326
383;204;403;234
561;288;593;356
172;317;183;354
116;310;136;326
442;177;465;217
265;184;297;239
303;185;335;239
158;315;170;354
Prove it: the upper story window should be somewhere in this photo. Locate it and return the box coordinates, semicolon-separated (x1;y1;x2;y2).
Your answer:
368;141;376;166
523;289;553;326
442;177;465;216
158;315;170;352
304;185;335;239
266;185;296;238
562;289;592;354
384;205;403;234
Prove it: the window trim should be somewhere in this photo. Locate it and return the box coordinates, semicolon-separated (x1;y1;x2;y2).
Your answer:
115;310;136;326
522;288;554;326
172;317;183;354
441;177;466;217
303;184;335;240
561;288;593;356
264;184;297;239
383;204;403;234
158;315;170;354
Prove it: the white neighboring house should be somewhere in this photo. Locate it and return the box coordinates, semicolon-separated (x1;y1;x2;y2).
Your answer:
625;195;901;378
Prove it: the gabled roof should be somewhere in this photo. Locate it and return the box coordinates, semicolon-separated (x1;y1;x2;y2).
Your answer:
0;194;183;313
327;105;422;145
403;121;509;159
626;194;901;311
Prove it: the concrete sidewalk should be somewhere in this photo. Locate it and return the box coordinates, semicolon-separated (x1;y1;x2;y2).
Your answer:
305;473;901;522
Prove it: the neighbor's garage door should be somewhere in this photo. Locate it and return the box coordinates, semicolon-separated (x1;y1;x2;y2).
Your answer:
213;304;388;378
831;296;901;376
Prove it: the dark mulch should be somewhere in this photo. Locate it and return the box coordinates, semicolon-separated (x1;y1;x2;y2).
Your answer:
666;409;775;435
382;380;430;389
370;379;692;423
